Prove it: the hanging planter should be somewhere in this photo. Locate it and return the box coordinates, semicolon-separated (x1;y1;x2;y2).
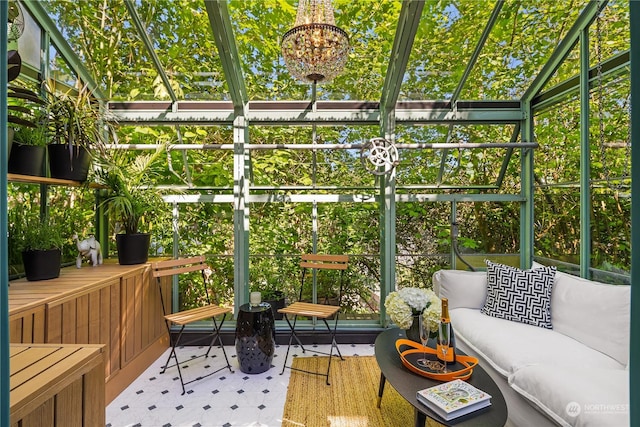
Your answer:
8;143;46;177
48;144;91;182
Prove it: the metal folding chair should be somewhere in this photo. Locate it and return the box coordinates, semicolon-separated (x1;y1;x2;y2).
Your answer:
279;254;349;385
152;255;233;394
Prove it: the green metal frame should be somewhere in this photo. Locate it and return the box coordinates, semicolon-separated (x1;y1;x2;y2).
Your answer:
1;3;9;425
579;28;592;278
4;5;636;422
629;1;639;422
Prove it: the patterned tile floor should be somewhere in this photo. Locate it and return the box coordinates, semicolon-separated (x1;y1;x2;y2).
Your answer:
106;342;375;427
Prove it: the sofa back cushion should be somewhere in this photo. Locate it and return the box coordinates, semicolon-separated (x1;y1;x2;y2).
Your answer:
551;271;630;365
432;269;487;309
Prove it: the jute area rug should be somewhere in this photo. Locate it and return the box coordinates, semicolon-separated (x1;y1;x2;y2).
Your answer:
282;356;444;427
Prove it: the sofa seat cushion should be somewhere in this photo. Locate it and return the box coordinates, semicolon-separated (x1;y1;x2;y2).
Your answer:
450;308;625;378
509;364;629;427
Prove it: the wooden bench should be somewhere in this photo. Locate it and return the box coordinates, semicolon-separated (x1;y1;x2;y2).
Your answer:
10;344;105;427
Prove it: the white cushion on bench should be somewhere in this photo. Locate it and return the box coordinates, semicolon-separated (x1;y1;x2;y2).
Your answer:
551;271;630;366
432;269;487;309
450;308;625;378
509;364;629;427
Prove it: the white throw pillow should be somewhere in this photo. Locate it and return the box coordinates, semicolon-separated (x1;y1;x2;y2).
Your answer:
551;270;630;366
481;260;556;329
432;269;487;310
509;364;629;427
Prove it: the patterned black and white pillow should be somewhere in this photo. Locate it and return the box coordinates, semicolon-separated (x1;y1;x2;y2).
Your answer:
481;260;556;329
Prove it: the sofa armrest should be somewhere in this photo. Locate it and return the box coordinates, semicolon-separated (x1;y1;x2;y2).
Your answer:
432;269;487;310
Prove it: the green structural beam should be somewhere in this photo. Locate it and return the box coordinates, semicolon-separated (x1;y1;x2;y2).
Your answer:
533;50;630;112
22;1;104;99
579;28;592;278
521;0;608;103
628;1;639;424
107;100;523;125
380;0;424;113
1;3;10;426
232;115;250;310
204;0;248;111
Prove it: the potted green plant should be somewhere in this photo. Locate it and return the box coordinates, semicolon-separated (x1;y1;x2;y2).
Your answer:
15;217;65;281
45;83;111;182
7;85;47;169
93;145;166;265
8;112;49;177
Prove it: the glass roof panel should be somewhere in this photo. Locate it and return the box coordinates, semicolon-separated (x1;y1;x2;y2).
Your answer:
401;1;500;101
133;0;229;100
459;0;590;100
229;0;399;101
588;0;630;68
43;0;230;101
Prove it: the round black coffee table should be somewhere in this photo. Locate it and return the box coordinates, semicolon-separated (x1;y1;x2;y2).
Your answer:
375;328;508;426
235;302;276;374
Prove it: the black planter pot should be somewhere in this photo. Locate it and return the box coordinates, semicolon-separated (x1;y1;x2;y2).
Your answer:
48;144;91;182
116;233;151;265
8;143;46;177
22;248;61;281
264;291;285;320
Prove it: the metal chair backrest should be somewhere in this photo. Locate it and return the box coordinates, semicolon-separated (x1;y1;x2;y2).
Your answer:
298;254;349;304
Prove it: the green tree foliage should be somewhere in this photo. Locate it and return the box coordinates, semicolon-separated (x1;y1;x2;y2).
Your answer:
9;1;631;309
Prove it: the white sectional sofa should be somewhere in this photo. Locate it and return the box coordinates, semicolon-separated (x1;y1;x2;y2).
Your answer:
433;265;630;427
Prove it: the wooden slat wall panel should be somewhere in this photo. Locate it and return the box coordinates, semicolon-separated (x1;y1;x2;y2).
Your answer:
46;305;62;343
54;378;83;426
9;306;45;344
20;397;54;427
134;272;143;356
61;299;76;343
141;267;151;350
76;294;90;343
122;273;136;364
83;351;106;426
89;290;101;344
108;282;121;380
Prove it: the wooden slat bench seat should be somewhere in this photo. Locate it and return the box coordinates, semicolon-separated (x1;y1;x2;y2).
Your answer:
10;343;105;427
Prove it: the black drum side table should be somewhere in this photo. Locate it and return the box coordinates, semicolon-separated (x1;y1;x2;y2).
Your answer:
235;302;276;374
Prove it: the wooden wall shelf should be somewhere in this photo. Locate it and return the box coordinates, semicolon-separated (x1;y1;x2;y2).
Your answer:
8;173;104;188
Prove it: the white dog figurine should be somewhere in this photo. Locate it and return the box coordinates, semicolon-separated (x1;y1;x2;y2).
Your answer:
73;233;103;268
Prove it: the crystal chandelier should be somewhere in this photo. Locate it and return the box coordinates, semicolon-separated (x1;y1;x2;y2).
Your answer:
281;0;350;83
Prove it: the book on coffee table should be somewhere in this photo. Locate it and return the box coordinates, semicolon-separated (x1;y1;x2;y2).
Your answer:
416;379;492;421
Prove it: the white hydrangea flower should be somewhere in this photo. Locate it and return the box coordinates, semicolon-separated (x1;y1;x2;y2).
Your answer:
384;286;441;331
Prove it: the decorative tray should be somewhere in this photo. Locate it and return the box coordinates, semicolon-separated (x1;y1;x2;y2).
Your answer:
395;338;479;381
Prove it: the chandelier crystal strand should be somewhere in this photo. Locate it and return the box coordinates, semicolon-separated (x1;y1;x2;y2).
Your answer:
282;0;350;83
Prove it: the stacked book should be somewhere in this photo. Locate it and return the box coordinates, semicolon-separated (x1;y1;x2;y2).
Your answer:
416;379;492;421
